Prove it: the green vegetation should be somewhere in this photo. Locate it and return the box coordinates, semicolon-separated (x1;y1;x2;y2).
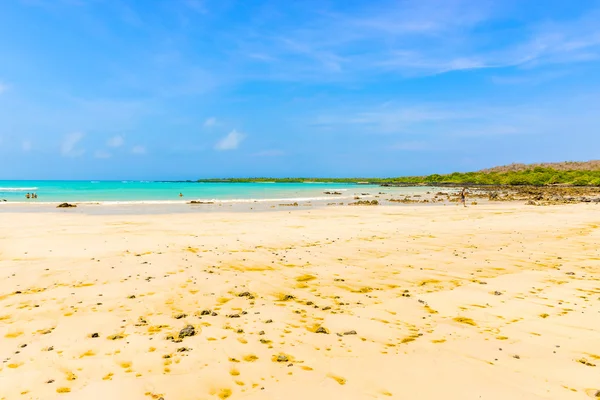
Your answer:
412;167;600;186
197;166;600;186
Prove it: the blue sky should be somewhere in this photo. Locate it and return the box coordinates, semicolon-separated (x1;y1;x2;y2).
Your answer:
1;0;599;179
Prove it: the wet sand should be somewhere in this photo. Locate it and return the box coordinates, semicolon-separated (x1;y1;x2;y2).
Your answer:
0;203;599;399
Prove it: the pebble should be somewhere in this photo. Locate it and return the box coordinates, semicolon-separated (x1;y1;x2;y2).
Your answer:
179;325;196;339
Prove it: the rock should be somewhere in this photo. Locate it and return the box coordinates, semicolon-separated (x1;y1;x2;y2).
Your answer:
179;325;196;339
189;201;214;204
259;331;265;335
493;291;502;296
238;291;252;297
276;355;289;362
315;326;329;334
265;319;273;324
57;203;76;208
565;272;575;275
177;347;190;352
200;310;211;316
349;200;379;206
91;333;99;338
228;314;241;318
343;330;357;335
281;294;295;301
174;313;187;319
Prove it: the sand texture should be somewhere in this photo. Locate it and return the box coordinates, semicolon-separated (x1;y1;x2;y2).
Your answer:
1;204;599;399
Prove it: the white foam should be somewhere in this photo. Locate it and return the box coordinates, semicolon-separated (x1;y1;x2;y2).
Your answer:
0;187;39;192
0;195;357;206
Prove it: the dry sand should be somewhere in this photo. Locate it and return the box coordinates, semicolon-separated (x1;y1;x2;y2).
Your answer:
0;203;599;399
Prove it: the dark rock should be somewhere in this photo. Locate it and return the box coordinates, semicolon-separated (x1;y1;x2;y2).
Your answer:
276;355;289;362
228;314;240;318
493;291;502;296
174;313;187;319
315;326;329;334
179;325;196;339
265;319;273;323
57;203;76;208
349;200;379;206
200;310;211;316
343;330;357;335
91;333;99;338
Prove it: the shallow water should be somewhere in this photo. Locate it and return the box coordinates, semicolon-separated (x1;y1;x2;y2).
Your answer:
0;180;441;204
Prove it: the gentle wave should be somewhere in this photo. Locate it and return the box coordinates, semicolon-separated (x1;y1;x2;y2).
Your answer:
0;195;361;206
0;187;39;192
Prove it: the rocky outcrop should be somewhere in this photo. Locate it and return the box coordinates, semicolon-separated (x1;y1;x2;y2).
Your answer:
349;200;379;206
57;203;76;208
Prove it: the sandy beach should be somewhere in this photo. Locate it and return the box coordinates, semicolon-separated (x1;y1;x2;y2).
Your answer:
1;203;599;400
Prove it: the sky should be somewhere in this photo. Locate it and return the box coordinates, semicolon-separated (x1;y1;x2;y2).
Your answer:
1;0;600;180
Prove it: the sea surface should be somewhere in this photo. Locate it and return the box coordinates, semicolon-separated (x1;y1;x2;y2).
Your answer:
0;180;438;204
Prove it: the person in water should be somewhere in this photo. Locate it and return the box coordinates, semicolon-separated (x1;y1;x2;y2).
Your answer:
26;193;31;199
179;193;183;197
460;188;467;207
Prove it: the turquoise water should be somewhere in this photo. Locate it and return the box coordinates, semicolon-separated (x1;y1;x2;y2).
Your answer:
0;180;430;204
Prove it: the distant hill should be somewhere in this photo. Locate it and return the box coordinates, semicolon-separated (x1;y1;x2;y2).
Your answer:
480;160;600;173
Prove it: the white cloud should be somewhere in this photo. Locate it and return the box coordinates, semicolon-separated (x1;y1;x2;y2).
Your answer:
215;130;245;150
61;132;85;157
0;82;7;94
107;135;124;147
131;145;146;154
203;117;217;127
94;150;111;159
22;140;32;152
252;149;285;157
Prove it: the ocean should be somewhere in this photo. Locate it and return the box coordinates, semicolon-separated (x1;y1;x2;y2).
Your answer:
0;180;437;204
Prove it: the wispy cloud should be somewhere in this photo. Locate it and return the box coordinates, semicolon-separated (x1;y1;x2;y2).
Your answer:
215;130;245;150
226;2;600;80
107;135;124;147
94;150;111;159
203;117;217;127
131;145;146;155
0;82;7;94
61;132;85;157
